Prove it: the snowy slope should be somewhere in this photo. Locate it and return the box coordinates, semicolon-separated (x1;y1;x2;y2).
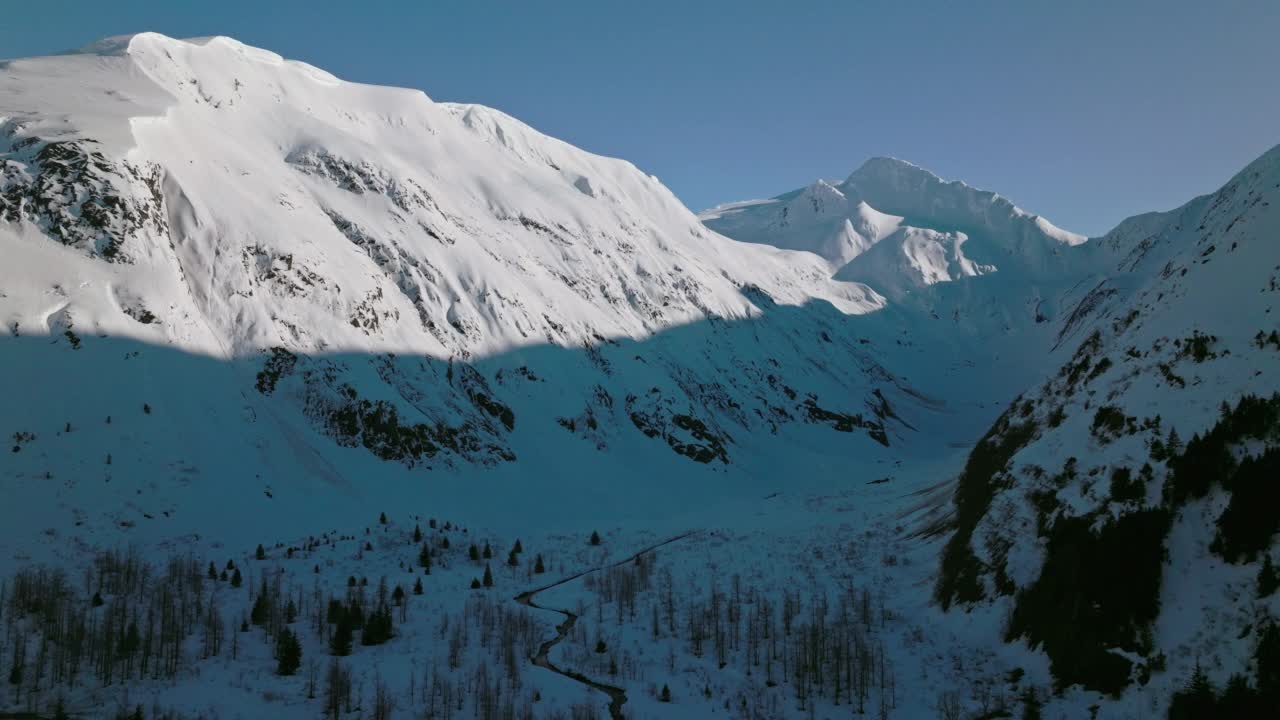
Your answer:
0;34;1017;562
932;143;1280;712
1;33;882;361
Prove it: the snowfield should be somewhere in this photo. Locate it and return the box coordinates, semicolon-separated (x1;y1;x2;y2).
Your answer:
1;33;1277;719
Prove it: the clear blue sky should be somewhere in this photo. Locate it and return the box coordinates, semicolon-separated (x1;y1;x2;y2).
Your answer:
4;1;1277;236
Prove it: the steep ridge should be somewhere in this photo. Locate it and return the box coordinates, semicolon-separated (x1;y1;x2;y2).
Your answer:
1;33;880;359
932;144;1280;709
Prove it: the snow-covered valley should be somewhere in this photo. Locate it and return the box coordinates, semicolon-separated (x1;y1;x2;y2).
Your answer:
1;33;1277;719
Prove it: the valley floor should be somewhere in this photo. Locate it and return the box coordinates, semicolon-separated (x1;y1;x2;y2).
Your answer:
0;449;1170;720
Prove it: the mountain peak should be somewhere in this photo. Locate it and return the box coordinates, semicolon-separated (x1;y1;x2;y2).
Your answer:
69;33;142;56
790;179;848;214
705;153;1084;281
66;33;281;63
844;156;941;187
805;178;843;194
0;32;873;362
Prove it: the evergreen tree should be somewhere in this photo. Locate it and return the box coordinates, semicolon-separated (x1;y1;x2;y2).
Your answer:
1258;622;1280;698
413;524;422;542
418;543;432;574
379;511;388;525
207;561;218;580
1020;687;1042;720
441;536;450;549
1217;674;1258;717
392;585;405;605
413;577;423;595
220;569;228;581
482;541;492;559
122;620;141;659
1168;663;1218;720
482;563;494;587
361;604;394;646
507;548;519;567
513;539;523;554
330;615;353;656
660;684;671;702
1109;466;1142;503
251;592;269;626
590;530;601;546
256;544;266;560
534;554;546;574
91;591;104;607
276;628;302;676
231;568;243;588
1259;555;1279;598
470;578;481;589
469;544;480;562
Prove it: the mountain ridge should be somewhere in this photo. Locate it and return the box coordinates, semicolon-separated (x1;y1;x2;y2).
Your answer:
3;33;989;554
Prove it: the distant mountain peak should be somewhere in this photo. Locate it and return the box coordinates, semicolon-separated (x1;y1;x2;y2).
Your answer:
844;156;941;186
703;155;1084;288
788;179;849;216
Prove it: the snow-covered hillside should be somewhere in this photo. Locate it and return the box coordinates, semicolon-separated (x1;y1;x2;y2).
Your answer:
705;143;1280;716
1;32;1277;720
931;144;1280;715
2;33;883;359
2;33;966;541
3;33;1062;552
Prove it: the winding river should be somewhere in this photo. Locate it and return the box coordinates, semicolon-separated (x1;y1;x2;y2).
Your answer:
513;532;697;719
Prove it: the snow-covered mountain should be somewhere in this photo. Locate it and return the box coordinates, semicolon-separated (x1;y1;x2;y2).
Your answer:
930;144;1280;709
2;32;1277;720
701;157;1085;292
704;145;1280;712
700;158;1101;371
1;34;999;555
2;33;883;359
